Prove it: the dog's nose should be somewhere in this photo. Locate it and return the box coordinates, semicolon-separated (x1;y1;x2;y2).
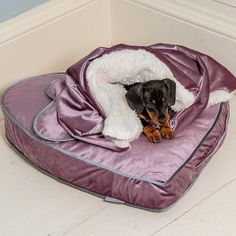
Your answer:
159;116;166;124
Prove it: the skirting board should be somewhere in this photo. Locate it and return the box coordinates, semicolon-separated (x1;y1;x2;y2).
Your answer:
111;0;236;75
1;0;236;95
0;0;111;95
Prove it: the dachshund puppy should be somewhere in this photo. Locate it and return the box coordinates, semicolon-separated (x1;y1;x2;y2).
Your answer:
125;79;176;143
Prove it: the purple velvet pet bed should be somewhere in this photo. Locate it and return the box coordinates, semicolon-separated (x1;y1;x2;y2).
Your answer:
2;44;236;211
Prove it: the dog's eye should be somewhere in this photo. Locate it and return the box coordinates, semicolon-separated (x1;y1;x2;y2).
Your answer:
147;99;155;104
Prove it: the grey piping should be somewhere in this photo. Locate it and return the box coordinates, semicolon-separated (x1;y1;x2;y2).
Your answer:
44;79;59;99
0;72;65;106
33;100;75;142
4;136;170;212
5;125;228;213
163;103;224;184
1;74;227;187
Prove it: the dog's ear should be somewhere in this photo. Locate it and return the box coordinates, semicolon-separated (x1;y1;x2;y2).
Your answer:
125;83;143;114
163;79;176;105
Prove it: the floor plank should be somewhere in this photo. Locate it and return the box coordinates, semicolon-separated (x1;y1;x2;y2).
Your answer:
62;150;236;236
0;120;109;236
0;118;44;191
60;100;236;236
9;189;109;236
152;178;236;236
0;99;236;236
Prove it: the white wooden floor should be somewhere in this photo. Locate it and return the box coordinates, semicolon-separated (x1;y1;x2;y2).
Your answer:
1;100;236;236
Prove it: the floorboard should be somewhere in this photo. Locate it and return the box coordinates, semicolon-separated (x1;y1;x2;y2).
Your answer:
0;100;235;235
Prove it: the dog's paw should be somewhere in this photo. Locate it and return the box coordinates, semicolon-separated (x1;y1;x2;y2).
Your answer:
146;130;162;143
144;125;162;143
161;127;174;139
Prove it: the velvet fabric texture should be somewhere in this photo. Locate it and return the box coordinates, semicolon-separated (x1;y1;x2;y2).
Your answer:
2;43;236;210
1;74;230;210
34;44;236;151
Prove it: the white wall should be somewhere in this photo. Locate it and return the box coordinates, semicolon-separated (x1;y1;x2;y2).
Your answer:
111;0;236;75
1;0;236;95
0;0;111;94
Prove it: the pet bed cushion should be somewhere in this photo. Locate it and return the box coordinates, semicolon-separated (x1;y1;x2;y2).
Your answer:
1;44;236;210
33;44;236;151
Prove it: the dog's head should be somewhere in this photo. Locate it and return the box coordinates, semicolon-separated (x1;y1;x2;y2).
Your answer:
125;79;176;125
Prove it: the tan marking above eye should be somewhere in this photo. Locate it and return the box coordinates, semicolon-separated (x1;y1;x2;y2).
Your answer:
152;100;155;104
162;98;165;102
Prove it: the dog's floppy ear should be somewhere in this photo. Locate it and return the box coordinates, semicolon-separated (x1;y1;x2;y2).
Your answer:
125;83;143;114
163;79;176;105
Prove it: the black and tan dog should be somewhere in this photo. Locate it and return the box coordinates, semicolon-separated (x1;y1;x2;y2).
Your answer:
125;79;176;143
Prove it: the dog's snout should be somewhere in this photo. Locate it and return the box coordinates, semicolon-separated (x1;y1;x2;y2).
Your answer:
158;115;166;124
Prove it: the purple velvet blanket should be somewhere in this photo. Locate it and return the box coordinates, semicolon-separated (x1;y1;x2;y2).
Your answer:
33;44;236;151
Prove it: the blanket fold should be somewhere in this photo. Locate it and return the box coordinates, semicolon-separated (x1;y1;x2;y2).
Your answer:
33;44;236;151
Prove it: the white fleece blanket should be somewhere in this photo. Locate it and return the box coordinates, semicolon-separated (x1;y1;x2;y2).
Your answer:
86;49;195;147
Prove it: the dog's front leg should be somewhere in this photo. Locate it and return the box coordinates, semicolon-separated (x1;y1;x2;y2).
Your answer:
160;119;174;139
143;124;162;143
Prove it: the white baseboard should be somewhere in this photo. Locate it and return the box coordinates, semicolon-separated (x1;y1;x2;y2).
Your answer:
0;0;97;45
0;0;111;94
131;0;236;40
111;0;236;75
1;0;236;95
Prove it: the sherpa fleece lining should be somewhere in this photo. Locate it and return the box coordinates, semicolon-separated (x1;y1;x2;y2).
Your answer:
86;49;195;147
